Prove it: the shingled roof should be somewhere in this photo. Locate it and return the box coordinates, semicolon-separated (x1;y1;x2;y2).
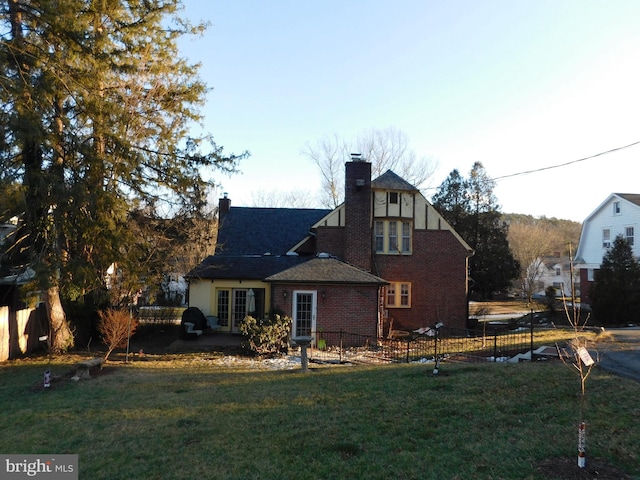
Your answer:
187;254;309;280
216;207;331;256
616;193;640;207
265;257;387;285
371;170;418;191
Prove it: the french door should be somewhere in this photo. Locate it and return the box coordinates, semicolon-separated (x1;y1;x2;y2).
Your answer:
231;289;247;333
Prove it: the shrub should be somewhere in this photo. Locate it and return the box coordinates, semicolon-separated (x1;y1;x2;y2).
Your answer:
97;308;138;360
239;314;291;356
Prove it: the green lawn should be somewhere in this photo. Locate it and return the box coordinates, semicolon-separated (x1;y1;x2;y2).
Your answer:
1;355;639;479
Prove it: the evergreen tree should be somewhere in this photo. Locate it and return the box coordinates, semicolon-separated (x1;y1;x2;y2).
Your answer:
430;169;469;231
1;1;245;350
590;235;640;326
432;162;519;299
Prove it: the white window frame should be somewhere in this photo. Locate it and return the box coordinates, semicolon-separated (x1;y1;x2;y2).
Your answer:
374;221;384;253
613;201;621;215
625;226;635;246
602;228;611;248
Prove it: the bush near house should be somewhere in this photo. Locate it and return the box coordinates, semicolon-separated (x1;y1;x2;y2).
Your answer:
239;314;291;356
97;309;137;360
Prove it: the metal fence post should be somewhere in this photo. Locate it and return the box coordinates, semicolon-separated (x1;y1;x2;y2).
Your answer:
530;309;534;362
432;327;440;374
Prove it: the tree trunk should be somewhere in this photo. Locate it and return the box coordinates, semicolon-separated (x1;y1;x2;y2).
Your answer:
46;284;74;352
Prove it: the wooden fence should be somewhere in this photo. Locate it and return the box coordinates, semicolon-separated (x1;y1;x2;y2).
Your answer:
0;305;45;362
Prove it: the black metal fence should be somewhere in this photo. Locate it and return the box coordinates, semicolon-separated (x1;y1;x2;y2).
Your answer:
308;325;548;365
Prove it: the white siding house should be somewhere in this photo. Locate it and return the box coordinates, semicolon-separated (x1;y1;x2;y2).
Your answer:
528;256;578;298
575;193;640;304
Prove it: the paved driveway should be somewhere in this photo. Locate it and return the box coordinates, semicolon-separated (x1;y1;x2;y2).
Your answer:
598;327;640;383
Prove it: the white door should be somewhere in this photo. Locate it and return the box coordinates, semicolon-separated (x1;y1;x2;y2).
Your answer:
293;291;316;338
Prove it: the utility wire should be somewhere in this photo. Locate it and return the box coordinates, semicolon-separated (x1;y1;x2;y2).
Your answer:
491;140;640;181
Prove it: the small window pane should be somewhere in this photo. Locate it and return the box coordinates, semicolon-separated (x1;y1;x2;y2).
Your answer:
402;222;411;253
375;221;384;252
388;222;398;252
386;285;396;305
626;227;635;246
400;284;410;306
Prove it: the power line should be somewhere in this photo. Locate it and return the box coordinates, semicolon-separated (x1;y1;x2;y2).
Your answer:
492;140;640;181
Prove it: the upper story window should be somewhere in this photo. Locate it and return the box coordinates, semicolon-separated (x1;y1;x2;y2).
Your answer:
389;192;399;204
602;228;611;248
613;201;621;215
626;226;635;246
555;267;561;276
374;220;412;254
374;221;384;252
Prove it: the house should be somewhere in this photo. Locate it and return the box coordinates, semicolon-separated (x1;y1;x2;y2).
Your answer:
526;255;579;299
575;193;640;305
187;156;473;341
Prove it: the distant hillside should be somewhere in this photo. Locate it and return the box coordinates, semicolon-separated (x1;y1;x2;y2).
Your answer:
503;213;582;257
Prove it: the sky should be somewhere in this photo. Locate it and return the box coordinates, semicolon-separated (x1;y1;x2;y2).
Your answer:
177;0;640;222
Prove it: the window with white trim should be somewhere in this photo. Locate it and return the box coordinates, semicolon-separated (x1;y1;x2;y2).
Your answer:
602;228;611;248
388;221;398;251
613;201;621;215
386;282;411;308
374;221;384;253
374;220;412;254
626;226;635;246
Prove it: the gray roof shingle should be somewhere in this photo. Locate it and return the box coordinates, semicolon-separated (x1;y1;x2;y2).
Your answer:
265;257;388;285
371;170;418;191
216;207;331;256
187;254;309;280
616;193;640;207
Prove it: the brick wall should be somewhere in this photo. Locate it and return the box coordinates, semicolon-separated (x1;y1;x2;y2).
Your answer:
270;283;379;338
579;268;594;305
376;230;469;332
315;226;344;258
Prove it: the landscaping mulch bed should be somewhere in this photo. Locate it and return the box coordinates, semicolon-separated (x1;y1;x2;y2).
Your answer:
536;456;631;479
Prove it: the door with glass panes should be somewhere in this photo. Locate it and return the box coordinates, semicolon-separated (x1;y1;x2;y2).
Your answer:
292;291;316;339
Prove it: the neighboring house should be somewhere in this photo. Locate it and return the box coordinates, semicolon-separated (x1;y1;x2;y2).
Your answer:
527;255;579;298
575;193;640;305
187;157;473;341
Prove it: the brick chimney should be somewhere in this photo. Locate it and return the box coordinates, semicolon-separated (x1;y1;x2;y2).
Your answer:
344;154;372;271
219;192;231;216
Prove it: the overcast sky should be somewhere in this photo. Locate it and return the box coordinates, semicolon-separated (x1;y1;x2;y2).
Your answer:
178;0;640;222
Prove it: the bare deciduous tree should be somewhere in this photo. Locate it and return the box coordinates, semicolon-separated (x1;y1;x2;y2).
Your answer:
302;127;437;208
249;189;319;209
508;223;562;301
